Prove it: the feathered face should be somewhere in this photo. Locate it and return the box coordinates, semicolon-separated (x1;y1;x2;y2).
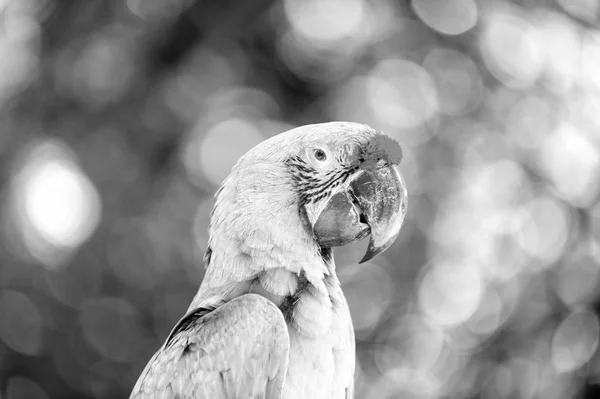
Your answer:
233;122;408;263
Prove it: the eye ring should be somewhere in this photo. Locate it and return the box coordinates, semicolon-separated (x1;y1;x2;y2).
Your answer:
314;149;327;161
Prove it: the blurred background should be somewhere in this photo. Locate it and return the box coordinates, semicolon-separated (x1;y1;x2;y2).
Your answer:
0;0;599;398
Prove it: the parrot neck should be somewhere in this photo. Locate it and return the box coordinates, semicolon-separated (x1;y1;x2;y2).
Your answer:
189;237;335;312
189;163;333;311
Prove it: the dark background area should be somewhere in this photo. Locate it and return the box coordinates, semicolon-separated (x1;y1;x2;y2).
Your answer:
1;0;600;398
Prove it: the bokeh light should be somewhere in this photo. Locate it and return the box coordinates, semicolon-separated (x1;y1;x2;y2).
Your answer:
419;260;483;328
423;48;483;116
412;0;478;36
339;260;395;339
0;290;43;356
5;139;101;269
6;376;49;399
186;117;266;187
481;9;544;88
0;1;599;398
0;0;41;104
551;310;599;373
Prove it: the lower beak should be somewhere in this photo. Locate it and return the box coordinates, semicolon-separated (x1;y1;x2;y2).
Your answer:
313;163;407;263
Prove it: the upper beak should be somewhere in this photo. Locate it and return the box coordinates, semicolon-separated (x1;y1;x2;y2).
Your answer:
313;162;408;263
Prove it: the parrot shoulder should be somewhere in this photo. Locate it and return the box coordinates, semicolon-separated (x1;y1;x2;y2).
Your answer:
130;293;290;399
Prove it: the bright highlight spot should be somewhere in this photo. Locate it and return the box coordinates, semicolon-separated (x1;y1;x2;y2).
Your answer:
0;3;40;103
284;0;366;44
581;31;600;91
552;310;599;372
515;195;569;264
467;286;505;335
278;0;372;85
481;11;543;88
539;123;600;207
538;12;579;93
10;140;102;267
419;260;483;328
423;48;483;115
185;118;265;187
368;59;438;129
412;0;478;36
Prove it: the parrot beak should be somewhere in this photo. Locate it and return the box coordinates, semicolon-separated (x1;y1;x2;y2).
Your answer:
313;162;407;263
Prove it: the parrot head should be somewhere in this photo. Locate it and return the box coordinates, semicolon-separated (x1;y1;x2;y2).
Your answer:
227;122;408;264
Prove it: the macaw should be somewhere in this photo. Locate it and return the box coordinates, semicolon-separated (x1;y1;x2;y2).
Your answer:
130;122;407;399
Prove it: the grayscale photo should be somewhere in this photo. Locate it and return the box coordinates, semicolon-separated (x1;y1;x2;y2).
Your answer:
0;1;598;398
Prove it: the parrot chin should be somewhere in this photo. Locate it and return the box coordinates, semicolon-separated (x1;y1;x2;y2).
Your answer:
312;163;407;264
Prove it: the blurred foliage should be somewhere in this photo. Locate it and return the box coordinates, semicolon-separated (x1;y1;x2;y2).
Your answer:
0;0;600;398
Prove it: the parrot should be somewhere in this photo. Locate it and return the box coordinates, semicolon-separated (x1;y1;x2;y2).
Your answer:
130;121;408;399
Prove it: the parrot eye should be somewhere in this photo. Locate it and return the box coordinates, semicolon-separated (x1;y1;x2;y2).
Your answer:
314;149;327;161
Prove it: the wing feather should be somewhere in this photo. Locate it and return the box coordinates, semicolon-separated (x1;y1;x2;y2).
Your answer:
130;294;290;399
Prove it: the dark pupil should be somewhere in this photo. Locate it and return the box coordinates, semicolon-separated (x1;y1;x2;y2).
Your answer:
315;150;326;160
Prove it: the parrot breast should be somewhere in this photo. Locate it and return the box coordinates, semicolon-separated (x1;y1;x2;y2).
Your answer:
218;259;354;399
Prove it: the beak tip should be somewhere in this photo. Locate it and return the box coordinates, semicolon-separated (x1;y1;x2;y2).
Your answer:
359;235;397;264
358;253;372;264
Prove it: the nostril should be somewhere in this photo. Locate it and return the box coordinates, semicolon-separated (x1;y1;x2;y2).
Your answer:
359;212;368;225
